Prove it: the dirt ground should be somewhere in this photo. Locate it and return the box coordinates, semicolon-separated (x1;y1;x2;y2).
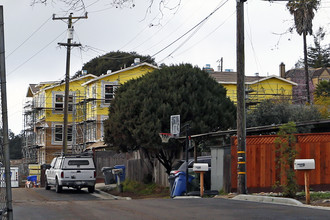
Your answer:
102;187;170;199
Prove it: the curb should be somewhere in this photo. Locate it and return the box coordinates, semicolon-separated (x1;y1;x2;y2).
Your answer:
232;194;303;206
173;196;201;199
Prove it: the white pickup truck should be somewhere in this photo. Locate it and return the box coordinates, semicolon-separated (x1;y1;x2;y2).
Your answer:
45;155;96;193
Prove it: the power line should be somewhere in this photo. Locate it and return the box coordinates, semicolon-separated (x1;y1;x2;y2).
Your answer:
150;0;229;58
6;16;52;59
7;29;67;77
166;10;235;61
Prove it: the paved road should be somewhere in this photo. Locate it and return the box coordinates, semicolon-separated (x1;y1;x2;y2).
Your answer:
12;188;329;220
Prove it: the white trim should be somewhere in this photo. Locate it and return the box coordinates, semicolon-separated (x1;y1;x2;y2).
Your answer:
217;75;298;86
100;81;119;108
82;62;158;86
51;123;73;145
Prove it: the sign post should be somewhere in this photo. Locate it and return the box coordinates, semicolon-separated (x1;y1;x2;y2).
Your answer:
294;159;315;204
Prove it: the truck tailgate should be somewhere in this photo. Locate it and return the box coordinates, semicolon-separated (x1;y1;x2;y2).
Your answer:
63;170;95;181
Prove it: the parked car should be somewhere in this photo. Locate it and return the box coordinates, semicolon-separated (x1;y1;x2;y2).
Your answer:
45;155;96;193
170;156;211;191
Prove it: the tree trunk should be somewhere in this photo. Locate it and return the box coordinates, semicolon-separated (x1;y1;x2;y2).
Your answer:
303;31;310;104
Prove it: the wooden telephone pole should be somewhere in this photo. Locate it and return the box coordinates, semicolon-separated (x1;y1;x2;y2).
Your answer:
53;13;87;153
237;0;247;194
0;6;13;220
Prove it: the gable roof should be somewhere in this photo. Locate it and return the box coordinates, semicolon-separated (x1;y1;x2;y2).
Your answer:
285;67;330;79
210;72;297;86
82;62;158;86
42;74;96;91
26;81;59;97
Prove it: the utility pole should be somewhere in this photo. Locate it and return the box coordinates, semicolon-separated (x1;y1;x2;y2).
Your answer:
0;6;13;220
53;12;87;154
217;57;223;72
236;0;247;194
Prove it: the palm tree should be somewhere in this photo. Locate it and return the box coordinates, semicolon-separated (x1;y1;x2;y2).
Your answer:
287;0;320;104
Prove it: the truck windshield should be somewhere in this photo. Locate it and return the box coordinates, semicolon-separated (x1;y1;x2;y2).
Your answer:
68;160;89;166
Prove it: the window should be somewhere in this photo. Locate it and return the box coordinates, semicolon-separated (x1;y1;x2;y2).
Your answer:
54;158;62;169
68;160;89;166
101;81;119;107
54;93;73;112
55;125;62;141
104;85;115;103
86;123;96;142
54;124;73;142
55;94;64;111
92;84;96;108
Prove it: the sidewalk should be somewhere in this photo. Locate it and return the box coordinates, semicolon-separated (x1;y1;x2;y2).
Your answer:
94;182;132;200
231;194;330;210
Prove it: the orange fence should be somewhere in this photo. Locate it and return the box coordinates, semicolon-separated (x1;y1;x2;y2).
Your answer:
231;133;330;192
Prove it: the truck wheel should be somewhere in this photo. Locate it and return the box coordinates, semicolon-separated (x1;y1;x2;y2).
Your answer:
88;186;95;193
45;179;51;190
55;179;62;193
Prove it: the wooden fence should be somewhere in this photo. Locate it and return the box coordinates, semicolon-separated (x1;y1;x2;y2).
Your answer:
231;133;330;192
94;150;169;186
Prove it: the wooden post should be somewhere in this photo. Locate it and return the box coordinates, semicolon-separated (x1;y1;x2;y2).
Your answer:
200;172;204;197
304;170;310;204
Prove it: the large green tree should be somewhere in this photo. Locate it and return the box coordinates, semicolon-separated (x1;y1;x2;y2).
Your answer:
247;99;322;132
295;27;330;68
104;64;236;174
73;51;156;77
9;131;23;160
0;130;23;159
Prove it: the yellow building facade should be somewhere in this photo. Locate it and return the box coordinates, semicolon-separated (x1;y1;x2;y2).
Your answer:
24;62;158;164
210;72;297;106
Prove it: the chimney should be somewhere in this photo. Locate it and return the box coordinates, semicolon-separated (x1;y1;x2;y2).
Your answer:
280;62;286;78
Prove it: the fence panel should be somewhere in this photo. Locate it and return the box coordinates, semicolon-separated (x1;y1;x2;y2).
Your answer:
231;133;330;192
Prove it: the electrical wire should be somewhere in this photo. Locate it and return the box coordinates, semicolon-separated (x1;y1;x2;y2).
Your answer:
150;0;229;59
6;16;52;59
171;10;235;60
7;29;67;77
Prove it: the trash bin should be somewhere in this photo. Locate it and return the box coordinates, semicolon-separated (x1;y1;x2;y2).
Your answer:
40;164;50;187
27;175;37;185
168;174;176;195
114;165;125;183
101;167;115;185
171;172;194;197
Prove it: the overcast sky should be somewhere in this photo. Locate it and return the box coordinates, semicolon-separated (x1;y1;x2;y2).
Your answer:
1;0;329;134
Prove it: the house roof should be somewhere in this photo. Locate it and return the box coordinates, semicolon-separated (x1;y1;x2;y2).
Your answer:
26;81;59;97
210;72;297;86
285;67;330;79
82;62;158;86
42;74;96;91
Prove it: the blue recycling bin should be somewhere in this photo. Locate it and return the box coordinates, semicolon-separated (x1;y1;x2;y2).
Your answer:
114;165;126;183
171;172;194;197
27;175;37;184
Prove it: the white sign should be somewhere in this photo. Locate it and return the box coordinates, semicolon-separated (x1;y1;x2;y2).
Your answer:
170;115;180;137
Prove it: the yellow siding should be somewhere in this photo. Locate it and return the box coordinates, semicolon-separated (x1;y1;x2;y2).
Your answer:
222;84;237;103
221;78;294;105
41;76;95;123
89;65;156;121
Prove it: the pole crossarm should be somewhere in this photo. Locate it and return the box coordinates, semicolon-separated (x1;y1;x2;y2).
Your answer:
52;12;88;20
58;43;82;47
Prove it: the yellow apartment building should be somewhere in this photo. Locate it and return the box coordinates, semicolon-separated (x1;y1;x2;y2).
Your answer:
23;62;158;164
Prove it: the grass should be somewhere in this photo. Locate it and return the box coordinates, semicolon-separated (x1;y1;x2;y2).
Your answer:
110;179;170;199
297;191;330;201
